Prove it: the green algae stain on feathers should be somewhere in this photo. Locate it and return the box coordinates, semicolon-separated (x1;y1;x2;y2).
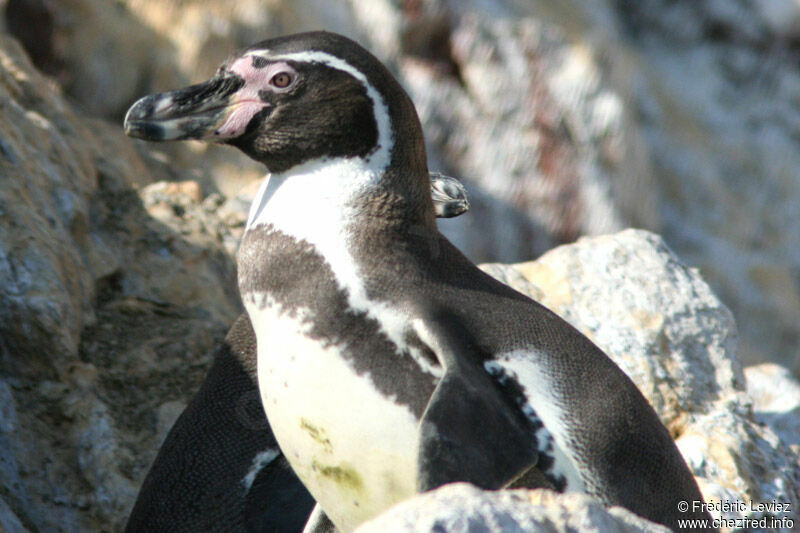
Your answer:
300;418;333;454
299;419;364;493
312;460;365;493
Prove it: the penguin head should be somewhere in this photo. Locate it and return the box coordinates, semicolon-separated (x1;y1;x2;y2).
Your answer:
124;31;426;177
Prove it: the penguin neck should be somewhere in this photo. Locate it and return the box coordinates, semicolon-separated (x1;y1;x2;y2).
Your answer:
240;154;434;324
245;155;435;241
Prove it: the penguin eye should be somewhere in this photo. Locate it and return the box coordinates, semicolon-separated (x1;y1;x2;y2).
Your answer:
270;72;294;89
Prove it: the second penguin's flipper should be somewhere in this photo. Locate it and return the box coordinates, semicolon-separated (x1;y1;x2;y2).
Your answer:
245;453;317;533
124;315;316;533
413;313;540;492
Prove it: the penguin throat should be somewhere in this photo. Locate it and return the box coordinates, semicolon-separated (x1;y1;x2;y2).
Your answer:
245;156;382;232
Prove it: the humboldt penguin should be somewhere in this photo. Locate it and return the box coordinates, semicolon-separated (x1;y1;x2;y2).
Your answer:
125;31;714;532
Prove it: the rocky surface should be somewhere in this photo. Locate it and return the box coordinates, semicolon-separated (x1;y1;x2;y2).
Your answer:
612;0;800;373
355;483;671;533
0;1;799;532
745;363;800;451
0;34;240;531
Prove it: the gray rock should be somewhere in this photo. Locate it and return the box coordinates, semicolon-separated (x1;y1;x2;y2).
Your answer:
0;32;241;532
0;34;97;366
3;0;181;118
611;0;800;371
354;0;659;260
355;483;670;533
0;493;28;533
745;363;800;449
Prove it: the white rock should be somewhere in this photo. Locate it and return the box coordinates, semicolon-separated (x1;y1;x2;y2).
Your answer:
745;363;800;449
356;484;670;533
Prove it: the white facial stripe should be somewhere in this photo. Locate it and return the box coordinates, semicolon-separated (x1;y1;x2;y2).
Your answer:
245;49;393;170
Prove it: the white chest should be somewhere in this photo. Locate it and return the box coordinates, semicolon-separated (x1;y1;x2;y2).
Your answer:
246;298;421;532
240;160;436;530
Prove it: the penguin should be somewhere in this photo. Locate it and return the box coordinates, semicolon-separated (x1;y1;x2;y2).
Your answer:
123;175;472;532
124;31;715;532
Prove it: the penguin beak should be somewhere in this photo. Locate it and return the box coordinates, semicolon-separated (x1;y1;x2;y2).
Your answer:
124;75;251;142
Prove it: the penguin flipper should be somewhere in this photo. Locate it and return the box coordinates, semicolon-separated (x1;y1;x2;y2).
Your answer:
413;315;539;492
245;453;317;533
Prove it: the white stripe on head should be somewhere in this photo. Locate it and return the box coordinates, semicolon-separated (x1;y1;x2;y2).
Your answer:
245;50;393;171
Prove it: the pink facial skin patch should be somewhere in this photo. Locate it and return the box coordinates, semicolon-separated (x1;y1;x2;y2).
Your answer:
213;57;297;139
215;100;270;138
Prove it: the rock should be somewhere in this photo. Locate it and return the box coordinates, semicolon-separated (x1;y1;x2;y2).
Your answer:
745;363;800;450
0;33;98;371
675;404;796;528
0;29;239;371
139;179;242;280
0;31;241;532
354;0;659;261
0;494;27;533
356;483;670;533
0;379;34;533
122;187;239;321
611;0;800;371
4;0;180;118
